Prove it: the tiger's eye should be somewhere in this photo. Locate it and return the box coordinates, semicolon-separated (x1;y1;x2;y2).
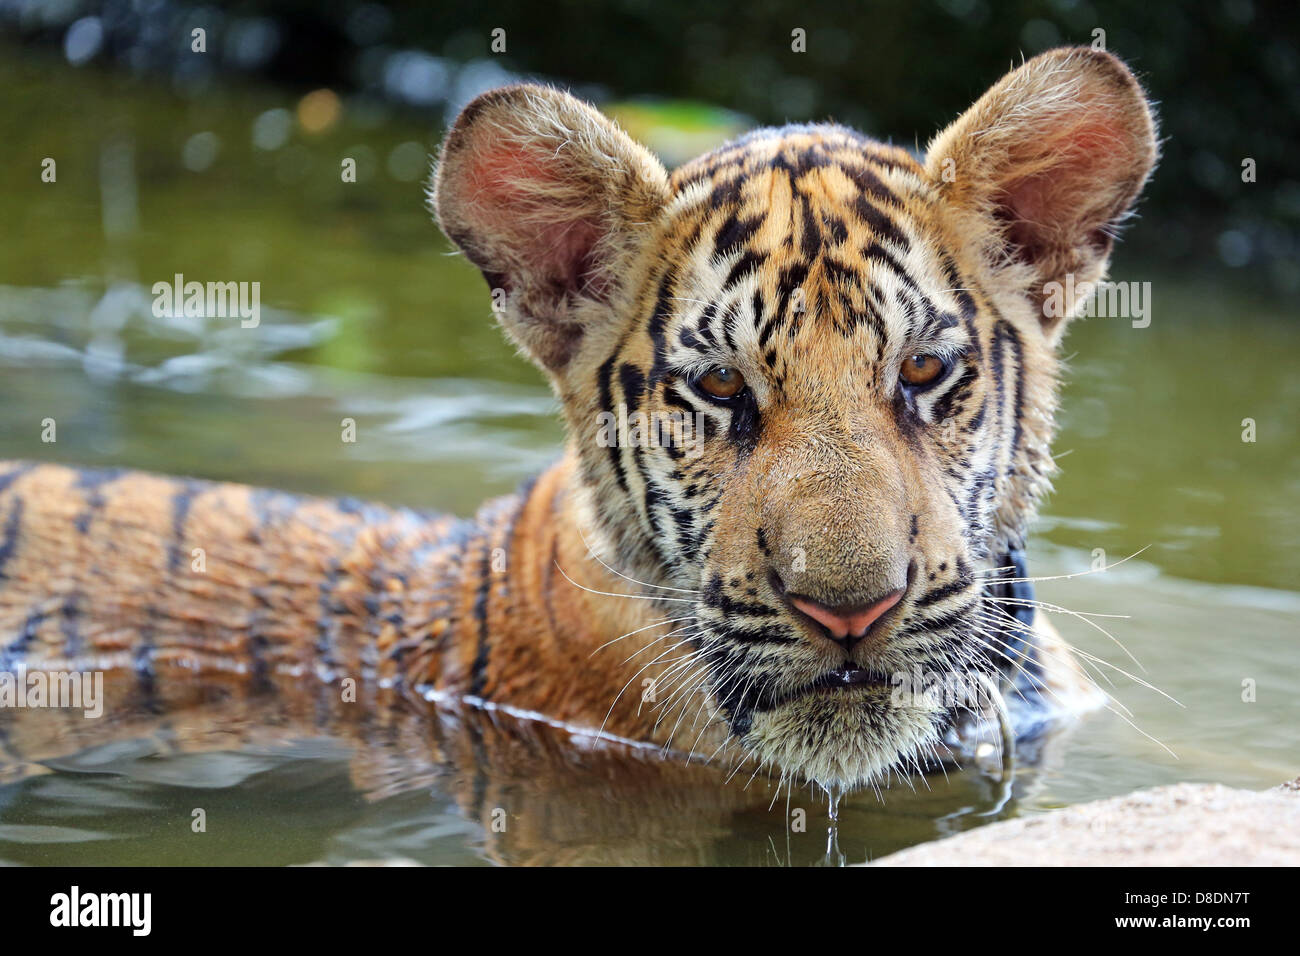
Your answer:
899;354;946;388
697;366;745;399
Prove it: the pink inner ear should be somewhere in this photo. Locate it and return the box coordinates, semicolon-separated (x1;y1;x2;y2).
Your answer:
462;145;605;300
999;113;1135;252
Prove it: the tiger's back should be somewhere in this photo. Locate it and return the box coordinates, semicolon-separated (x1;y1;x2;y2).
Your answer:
0;460;461;692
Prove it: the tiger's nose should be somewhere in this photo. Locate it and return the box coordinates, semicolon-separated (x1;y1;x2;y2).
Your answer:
786;589;905;648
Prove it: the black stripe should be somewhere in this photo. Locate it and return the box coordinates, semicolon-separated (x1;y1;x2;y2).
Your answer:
60;596;82;659
930;362;978;424
703;573;778;618
863;242;921;294
632;444;671;557
315;560;347;671
466;479;536;700
596;353;630;494
0;498;23;581
74;468;121;535
1;609;44;670
248;632;273;694
713;212;764;258
892;602;976;641
618;362;645;413
467;532;495;699
914;578;973;608
646;270;676;385
991;318;1027;478
132;611;161;713
852;195;908;249
499;473;539;602
724;250;764;289
938;252;977;320
166;481;199;573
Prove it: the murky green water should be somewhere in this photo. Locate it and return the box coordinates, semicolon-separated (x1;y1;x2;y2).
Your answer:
0;48;1297;865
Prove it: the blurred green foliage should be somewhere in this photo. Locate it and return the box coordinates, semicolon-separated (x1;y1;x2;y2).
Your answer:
309;0;1298;288
5;0;1298;288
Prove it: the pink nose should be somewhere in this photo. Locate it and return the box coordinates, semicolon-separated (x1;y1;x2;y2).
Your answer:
788;589;904;643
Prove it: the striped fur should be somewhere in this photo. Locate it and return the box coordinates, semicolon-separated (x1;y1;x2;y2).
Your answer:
2;47;1156;793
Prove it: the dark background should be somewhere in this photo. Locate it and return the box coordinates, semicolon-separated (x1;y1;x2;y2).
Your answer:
4;0;1298;293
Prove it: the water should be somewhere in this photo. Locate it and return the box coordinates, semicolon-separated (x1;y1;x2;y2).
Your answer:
1;47;1298;865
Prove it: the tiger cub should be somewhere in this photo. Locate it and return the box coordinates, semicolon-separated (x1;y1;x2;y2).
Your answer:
0;47;1156;792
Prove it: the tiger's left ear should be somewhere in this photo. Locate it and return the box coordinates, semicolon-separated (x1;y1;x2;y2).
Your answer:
925;47;1158;340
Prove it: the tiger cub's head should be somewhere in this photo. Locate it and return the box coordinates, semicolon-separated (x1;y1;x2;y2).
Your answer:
433;48;1157;791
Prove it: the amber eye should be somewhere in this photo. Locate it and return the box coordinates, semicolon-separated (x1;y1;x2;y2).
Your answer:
695;366;746;400
899;353;947;389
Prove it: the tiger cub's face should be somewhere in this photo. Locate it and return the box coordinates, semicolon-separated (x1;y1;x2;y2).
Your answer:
435;47;1157;791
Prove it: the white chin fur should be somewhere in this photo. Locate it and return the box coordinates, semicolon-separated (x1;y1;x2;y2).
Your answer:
743;688;945;791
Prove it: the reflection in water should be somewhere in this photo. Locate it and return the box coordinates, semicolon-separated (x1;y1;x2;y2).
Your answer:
0;671;1067;866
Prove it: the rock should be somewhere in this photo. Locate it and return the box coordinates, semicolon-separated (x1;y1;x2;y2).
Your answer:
871;780;1300;866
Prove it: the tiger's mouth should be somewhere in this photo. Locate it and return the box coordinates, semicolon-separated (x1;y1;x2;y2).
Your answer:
709;551;1043;790
755;665;896;712
725;661;951;792
690;550;1041;790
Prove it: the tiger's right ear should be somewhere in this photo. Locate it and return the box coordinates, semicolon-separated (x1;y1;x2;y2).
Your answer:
432;84;670;373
